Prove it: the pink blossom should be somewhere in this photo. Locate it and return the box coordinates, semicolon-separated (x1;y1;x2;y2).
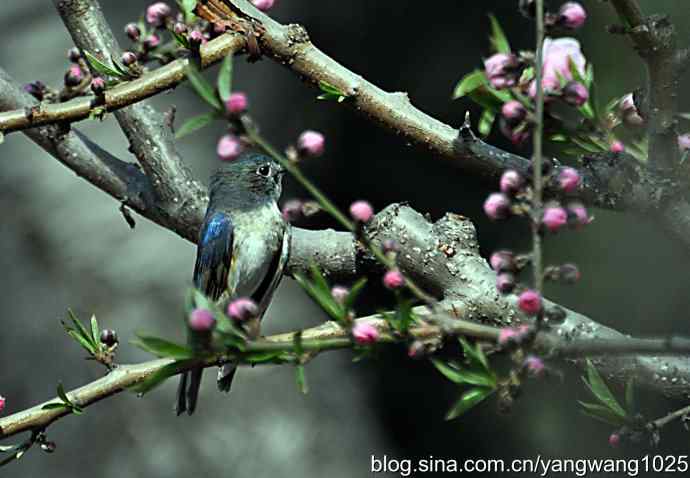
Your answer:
0;395;5;413
331;286;349;304
225;92;248;115
562;81;589;106
610;140;625;153
558;167;580;193
496;272;515;294
217;134;243;161
227;297;258;321
349;200;374;223
609;433;620;448
144;34;161;49
524;355;545;376
678;134;690;151
501;101;526;122
146;2;171;26
188;308;215;331
619;93;644;126
352;322;379;344
497;327;519;345
489;250;514;272
518;289;542;316
297;130;325;157
542;206;568;232
252;0;275;11
567;202;590;228
484;53;520;90
558;2;587;29
383;270;405;290
500;169;523;195
281;199;303;222
529;38;586;97
483;193;511;220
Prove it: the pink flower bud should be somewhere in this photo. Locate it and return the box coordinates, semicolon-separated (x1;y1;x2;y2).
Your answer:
227;297;258;321
558;2;587;29
497;327;519;346
281;199;303;222
189;29;205;47
567;202;590;228
146;2;172;26
518;289;542;316
252;0;276;11
143;33;161;50
174;22;188;34
678;134;690;151
558;167;580;193
188;308;215;331
608;433;620;448
499;120;531;145
501;101;526;122
0;395;5;413
121;51;138;66
125;23;141;41
490;250;515;272
297;130;325;157
331;286;349;304
64;65;83;87
610;140;625;153
352;322;379;344
496;272;516;294
562;81;589;107
383;269;405;290
524;355;545;376
500;169;523;195
217;134;243;161
350;200;374;223
542;206;568;232
483;193;511;220
90;77;106;96
23;81;46;101
225;92;248;115
484;53;520;90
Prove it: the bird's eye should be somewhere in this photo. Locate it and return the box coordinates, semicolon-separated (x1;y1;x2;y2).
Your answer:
257;165;272;177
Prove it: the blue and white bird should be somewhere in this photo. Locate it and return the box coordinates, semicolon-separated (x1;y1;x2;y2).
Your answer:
176;152;291;415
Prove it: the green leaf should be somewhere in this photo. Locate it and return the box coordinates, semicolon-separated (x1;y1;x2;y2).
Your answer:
459;337;490;372
445;387;493;420
478;109;495;137
217;54;234;103
295;365;308;394
177;0;197;22
41;403;69;411
294;266;344;322
432;360;496;388
185;66;222;111
175;112;218;139
132;335;194;360
90;315;100;345
317;81;348;102
57;382;71;405
488;14;511;54
171;30;190;49
578;401;628;427
130;359;197;395
452;70;486;100
582;359;627;418
625;378;635;414
83;51;127;79
65;329;96;355
66;309;94;346
344;277;367;311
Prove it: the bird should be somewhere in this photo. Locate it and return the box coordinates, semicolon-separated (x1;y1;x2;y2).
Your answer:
176;151;291;415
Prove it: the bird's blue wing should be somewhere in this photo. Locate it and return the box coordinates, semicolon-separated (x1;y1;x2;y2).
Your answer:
193;211;234;301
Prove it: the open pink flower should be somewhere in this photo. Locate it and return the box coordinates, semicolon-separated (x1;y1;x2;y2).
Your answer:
529;38;586;97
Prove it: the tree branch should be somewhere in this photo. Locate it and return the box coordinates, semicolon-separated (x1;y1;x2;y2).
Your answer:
609;0;680;170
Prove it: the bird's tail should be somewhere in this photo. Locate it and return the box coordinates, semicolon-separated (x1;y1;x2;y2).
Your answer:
175;367;203;416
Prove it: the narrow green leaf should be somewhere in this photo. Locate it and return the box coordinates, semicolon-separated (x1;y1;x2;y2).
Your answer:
578;401;628;426
445;387;493;420
175;112;218;139
452;70;486;99
488;14;511;54
459;337;490;372
132;335;194;360
295;365;308;394
217;54;234;103
344;277;367;310
177;0;197;22
57;383;71;405
65;329;96;355
41;403;70;411
83;51;126;79
478;109;495;137
583;359;627;418
130;359;198;395
90;315;100;344
432;359;496;388
66;309;95;348
185;66;222;111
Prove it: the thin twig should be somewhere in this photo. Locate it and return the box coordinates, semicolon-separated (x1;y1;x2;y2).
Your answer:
532;0;545;307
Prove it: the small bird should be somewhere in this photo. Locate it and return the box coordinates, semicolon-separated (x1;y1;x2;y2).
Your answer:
176;152;290;415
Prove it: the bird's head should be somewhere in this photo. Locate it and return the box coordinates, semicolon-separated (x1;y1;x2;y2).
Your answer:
209;152;285;205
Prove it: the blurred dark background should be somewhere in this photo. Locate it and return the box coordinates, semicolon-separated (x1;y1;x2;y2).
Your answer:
2;0;690;476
